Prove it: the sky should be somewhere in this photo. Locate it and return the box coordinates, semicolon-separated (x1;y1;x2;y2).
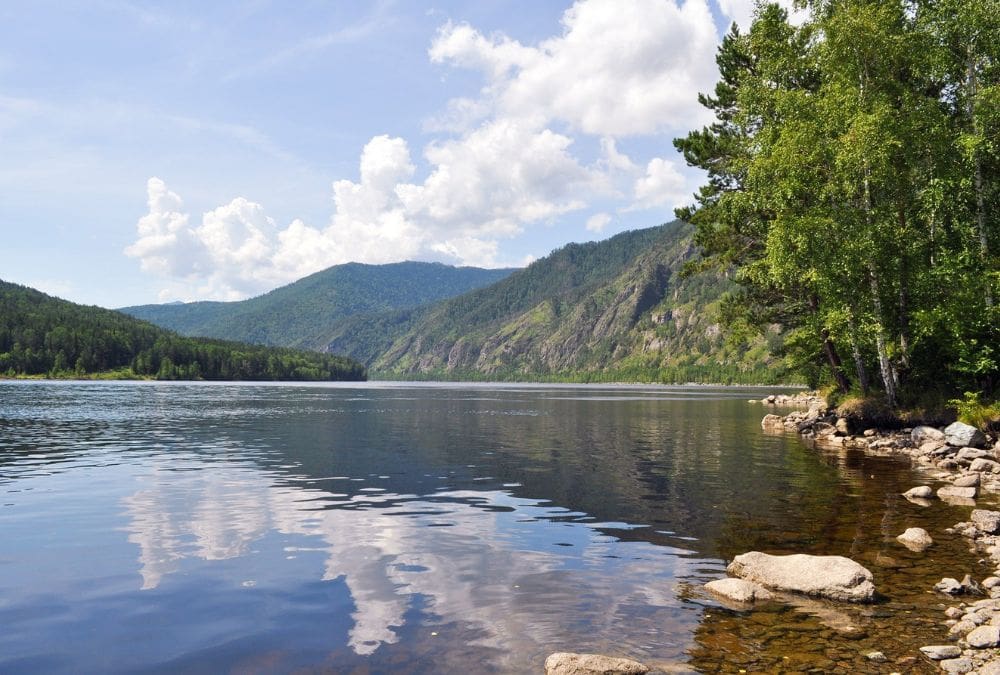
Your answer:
0;0;761;308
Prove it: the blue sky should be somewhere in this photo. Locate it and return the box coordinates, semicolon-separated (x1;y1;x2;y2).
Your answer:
0;0;757;307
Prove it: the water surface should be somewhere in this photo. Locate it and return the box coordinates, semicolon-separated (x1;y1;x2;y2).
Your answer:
0;381;984;673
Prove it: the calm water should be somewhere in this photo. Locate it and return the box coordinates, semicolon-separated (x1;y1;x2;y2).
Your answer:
0;381;987;673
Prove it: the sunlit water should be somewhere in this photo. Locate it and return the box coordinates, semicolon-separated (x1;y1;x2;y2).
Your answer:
0;381;986;673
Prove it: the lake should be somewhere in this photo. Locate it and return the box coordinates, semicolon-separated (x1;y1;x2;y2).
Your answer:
0;381;982;673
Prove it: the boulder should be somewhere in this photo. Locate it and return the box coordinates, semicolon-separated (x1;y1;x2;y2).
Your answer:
835;417;850;435
967;624;1000;648
912;425;946;444
903;485;933;499
897;527;933;550
973;510;1000;534
726;552;875;603
920;645;961;660
704;578;773;603
544;653;649;675
946;422;988;448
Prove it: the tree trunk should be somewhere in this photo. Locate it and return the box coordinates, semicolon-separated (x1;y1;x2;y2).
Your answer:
968;51;993;308
847;311;870;396
868;263;898;407
810;294;850;393
862;173;898;406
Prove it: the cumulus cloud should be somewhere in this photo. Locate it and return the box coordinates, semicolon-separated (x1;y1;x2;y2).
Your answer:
127;127;600;299
629;157;690;212
429;0;719;135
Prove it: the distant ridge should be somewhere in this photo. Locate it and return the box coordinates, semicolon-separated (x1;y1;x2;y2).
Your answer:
327;221;785;383
120;261;515;349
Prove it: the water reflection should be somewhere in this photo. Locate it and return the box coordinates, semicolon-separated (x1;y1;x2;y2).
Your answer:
122;459;703;665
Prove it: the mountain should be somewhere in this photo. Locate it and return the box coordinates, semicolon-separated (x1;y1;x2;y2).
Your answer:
0;280;365;381
325;221;784;383
120;261;515;349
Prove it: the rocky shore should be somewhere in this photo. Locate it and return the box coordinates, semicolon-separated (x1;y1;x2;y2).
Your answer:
758;396;1000;674
541;395;1000;674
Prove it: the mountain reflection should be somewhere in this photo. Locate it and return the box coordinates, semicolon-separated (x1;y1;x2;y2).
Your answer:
122;459;703;660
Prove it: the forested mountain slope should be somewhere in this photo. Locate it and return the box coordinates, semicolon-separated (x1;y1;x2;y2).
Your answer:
120;261;515;349
326;222;784;383
0;281;366;381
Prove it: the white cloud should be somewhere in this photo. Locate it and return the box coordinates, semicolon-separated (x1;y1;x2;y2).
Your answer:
716;0;809;30
585;212;612;233
430;0;719;136
127;126;599;299
629;157;691;212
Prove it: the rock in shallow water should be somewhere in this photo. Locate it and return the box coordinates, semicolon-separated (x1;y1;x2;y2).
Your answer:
704;577;773;603
938;485;978;500
903;485;934;499
936;578;964;595
920;645;962;660
897;527;933;550
544;653;648;675
726;552;876;602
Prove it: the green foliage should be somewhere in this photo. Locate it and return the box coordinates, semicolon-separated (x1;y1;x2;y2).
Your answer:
675;0;1000;405
121;261;514;349
0;280;366;381
950;391;1000;432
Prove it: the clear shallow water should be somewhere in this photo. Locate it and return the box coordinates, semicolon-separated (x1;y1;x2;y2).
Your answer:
0;381;986;673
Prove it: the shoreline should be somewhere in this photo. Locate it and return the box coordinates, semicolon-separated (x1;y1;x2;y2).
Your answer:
757;397;1000;673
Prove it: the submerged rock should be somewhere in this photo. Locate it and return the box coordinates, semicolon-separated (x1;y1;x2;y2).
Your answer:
946;422;988;448
544;652;649;675
704;577;773;604
761;414;784;430
726;551;876;603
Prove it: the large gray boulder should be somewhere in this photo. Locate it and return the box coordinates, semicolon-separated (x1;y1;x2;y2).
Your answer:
544;653;649;675
946;422;988;448
726;552;876;602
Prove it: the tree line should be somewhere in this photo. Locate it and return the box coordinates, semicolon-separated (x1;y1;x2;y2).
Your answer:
676;0;998;406
0;281;366;381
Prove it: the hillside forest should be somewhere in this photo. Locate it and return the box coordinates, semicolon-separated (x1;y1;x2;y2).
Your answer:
0;281;367;381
